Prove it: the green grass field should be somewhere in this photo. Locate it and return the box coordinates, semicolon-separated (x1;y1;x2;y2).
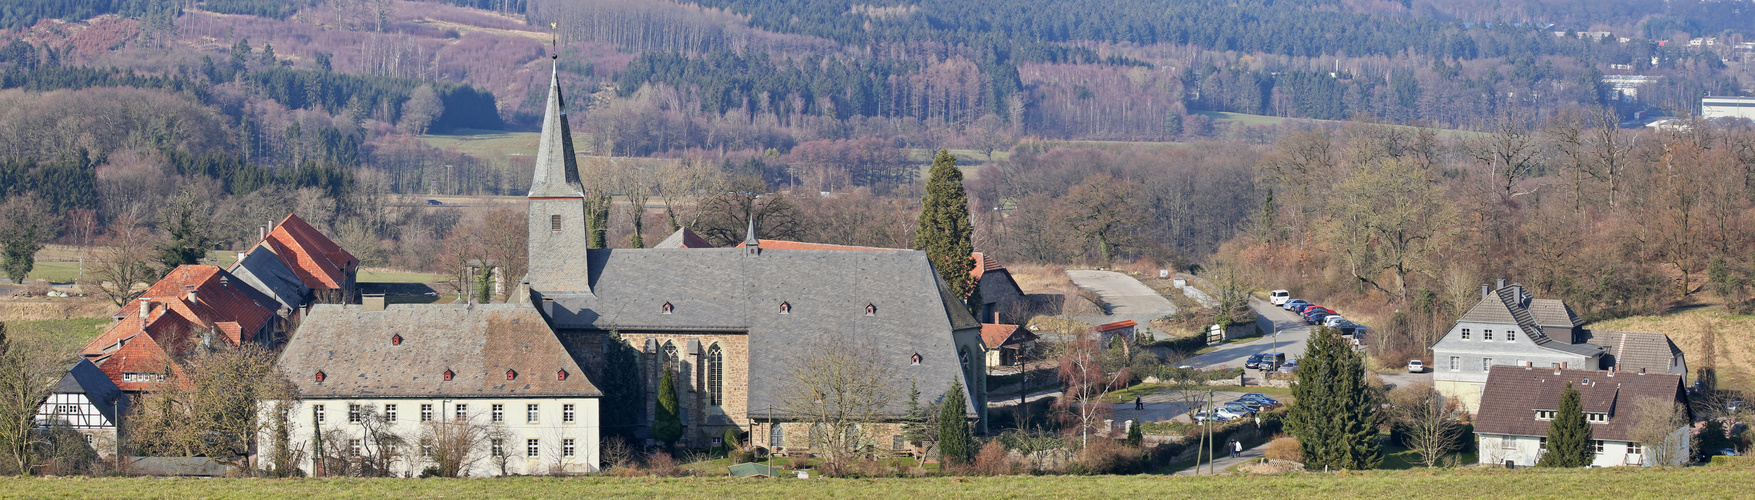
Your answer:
23;250;239;284
2;317;111;348
419;128;542;162
4;467;1751;498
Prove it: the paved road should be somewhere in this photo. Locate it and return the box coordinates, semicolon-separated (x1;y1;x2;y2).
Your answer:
1065;270;1176;334
1174;441;1265;476
1109;390;1254;425
1180;298;1311;370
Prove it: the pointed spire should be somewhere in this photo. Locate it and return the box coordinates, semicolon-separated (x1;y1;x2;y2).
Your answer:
528;59;583;198
744;216;760;248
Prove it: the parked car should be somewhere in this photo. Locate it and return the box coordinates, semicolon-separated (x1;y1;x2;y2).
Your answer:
1270;290;1291;306
1245;353;1267;369
1215;406;1252;420
1408;360;1425;373
1239;393;1280;407
426;199;443;205
1283;299;1310;311
1230;399;1264;412
1323;315;1350;328
1292;303;1320;314
1257;353;1287;371
1277;360;1299;373
1303;309;1334;324
1192;411;1230;423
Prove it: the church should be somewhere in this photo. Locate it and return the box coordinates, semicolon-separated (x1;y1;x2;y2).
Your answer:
269;60;985;475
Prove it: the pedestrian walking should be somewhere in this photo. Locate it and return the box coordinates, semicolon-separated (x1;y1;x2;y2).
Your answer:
1134;396;1143;411
1231;439;1242;458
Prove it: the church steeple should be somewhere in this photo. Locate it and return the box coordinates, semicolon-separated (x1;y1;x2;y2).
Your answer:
528;58;584;198
524;57;593;295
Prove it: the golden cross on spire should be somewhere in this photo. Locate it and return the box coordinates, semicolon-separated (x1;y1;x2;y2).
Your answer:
550;22;558;59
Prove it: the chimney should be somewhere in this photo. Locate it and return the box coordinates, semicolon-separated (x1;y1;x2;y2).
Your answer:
1608;366;1616;377
1481;284;1489;300
138;297;150;319
259;225;268;241
1562;362;1568;369
362;294;386;312
236;252;246;264
1497;278;1505;289
185;284;198;304
993;311;1001;324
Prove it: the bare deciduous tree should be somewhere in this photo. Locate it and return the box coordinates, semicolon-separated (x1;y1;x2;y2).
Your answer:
1054;332;1120;448
126;346;296;469
1388;383;1461;467
0;324;74;474
418;415;487;477
779;335;899;466
1628;395;1690;467
91;214;160;306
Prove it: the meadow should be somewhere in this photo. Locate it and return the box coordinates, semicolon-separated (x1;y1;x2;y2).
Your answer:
2;466;1749;499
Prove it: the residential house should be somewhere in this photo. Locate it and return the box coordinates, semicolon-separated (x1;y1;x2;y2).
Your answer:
269;302;600;476
971;252;1025;323
979;322;1038;368
78;265;281;391
1474;366;1690;467
35;359;128;458
259;213;358;304
1431;281;1686;412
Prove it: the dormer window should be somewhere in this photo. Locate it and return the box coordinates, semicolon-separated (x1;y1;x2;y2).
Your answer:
1587;412;1608;424
315;371;326;383
391;334;403;346
1535;410;1555;420
780;302;791;314
506;369;517;381
865;304;877;316
443;369;455;381
557;369;569;381
911;353;922;365
662;302;674;314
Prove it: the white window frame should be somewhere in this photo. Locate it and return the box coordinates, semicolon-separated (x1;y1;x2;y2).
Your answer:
1461;328;1471;340
563;438;575;457
455;404;468;422
527;438;540;458
384;404;397;422
527;403;539;424
1483;357;1493;371
491;438;504;457
1450;356;1459;371
314;404;326;424
492;404;504;423
1483;329;1493;341
420;404;433;422
1507;330;1517;342
349;404;362;424
1593;440;1606;454
562;404;575;423
1629;442;1643;455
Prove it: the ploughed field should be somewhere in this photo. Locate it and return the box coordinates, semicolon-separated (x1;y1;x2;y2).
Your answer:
4;466;1749;499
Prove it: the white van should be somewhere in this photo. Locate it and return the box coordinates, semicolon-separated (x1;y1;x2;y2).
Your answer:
1270;290;1291;306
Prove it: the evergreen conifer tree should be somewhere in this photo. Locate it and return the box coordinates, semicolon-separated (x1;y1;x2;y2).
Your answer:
1538;382;1593;467
937;379;972;465
598;331;645;440
653;366;682;450
1126;420;1143;447
1286;327;1381;469
915;149;977;311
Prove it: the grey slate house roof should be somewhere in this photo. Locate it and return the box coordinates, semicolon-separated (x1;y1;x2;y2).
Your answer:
539;244;984;418
50;359;128;424
279;303;600;398
1584;330;1687;375
1455;285;1601;357
1475;366;1687;442
228;245;310;311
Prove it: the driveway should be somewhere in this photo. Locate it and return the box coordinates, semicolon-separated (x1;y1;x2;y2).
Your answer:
1179;298;1311;370
1065;270;1176;334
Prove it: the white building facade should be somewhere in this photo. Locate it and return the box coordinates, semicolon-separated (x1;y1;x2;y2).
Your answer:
1478;427;1690;467
269;397;600;477
1703;96;1755;121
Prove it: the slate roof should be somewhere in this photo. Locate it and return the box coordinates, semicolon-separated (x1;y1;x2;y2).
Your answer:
278;303;600;399
51;359;128;424
653;228;712;249
1456;285;1601;357
1587;330;1686;375
228;245;310;311
527;59;585;199
262;213;356;291
1475;366;1687;442
734;239;902;251
539;247;982;417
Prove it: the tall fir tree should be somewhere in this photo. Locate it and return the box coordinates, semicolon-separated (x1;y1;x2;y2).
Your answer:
937;379;973;465
653;365;682;450
598;331;646;440
1538;382;1593;467
1286;326;1381;470
915;149;977;311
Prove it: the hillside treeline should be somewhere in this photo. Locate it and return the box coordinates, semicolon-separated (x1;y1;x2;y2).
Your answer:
1218;115;1755;365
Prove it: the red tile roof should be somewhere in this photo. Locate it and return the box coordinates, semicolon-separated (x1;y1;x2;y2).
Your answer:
261;213;356;291
1096;320;1138;332
80;265;278;391
135;265;277;345
970;252;1006;280
979;323;1036;349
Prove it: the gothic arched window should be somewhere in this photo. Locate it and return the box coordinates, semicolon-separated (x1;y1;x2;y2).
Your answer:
707;344;724;406
959;347;972;379
662;341;678;364
770;424;784;449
